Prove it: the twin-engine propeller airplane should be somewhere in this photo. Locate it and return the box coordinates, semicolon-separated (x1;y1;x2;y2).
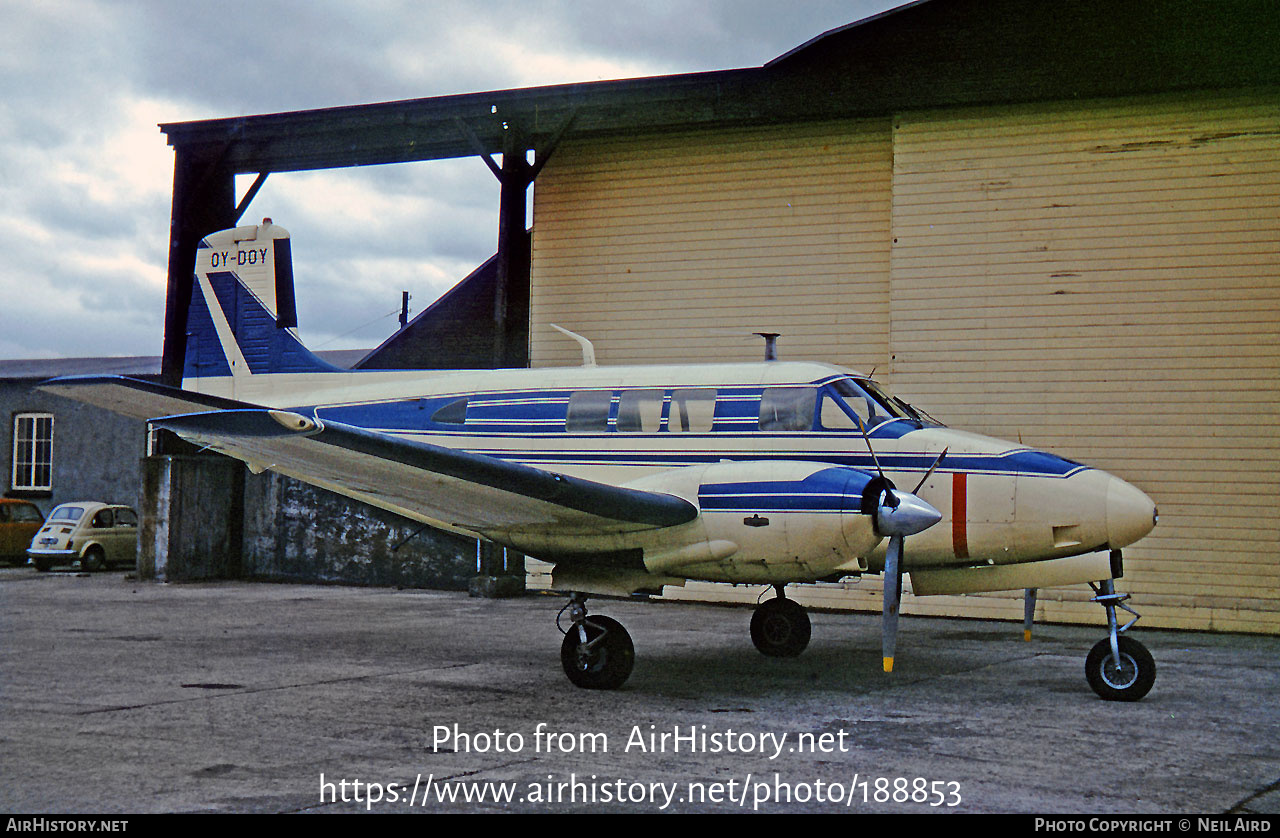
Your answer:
45;221;1160;700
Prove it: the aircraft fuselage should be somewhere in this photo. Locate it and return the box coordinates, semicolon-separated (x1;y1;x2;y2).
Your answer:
185;359;1156;586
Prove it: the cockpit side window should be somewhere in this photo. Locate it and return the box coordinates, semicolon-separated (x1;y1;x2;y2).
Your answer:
832;380;888;429
819;392;865;430
759;388;817;431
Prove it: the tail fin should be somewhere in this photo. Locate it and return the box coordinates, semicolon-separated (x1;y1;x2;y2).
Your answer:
182;219;342;388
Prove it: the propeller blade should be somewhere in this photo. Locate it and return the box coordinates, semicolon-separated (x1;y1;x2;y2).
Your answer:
854;414;886;480
882;534;903;672
911;447;949;495
876;492;940;674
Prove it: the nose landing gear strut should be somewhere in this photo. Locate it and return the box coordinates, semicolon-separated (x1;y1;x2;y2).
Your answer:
1084;555;1156;701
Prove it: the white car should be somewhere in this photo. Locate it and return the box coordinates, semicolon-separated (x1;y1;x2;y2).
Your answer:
27;502;138;572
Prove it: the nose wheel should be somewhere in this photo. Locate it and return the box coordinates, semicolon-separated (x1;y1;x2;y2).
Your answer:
750;586;811;657
1084;576;1156;701
1085;635;1155;701
558;594;634;690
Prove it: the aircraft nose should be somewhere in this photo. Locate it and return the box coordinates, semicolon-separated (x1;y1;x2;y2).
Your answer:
1106;475;1157;549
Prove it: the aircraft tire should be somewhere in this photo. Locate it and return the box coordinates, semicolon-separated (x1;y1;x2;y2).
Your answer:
750;597;811;658
561;615;634;690
1085;636;1155;702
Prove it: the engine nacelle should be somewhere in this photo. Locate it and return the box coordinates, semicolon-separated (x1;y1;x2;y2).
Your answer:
630;461;882;584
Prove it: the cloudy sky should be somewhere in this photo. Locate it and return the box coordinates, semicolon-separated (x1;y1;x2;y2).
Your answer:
0;0;902;360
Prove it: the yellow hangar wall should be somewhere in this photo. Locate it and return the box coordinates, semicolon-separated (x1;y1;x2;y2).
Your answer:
890;88;1280;633
528;118;894;372
527;88;1280;634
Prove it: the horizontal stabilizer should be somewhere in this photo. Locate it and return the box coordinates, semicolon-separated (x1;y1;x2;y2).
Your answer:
39;375;259;421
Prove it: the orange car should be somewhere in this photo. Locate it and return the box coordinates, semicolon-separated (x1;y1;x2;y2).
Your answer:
0;499;45;565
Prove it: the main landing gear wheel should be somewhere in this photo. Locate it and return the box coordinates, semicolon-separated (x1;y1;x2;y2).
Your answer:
561;615;635;690
750;594;811;658
1085;636;1156;702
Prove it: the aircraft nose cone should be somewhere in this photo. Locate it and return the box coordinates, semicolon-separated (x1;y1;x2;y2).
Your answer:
1106;476;1157;549
878;491;943;538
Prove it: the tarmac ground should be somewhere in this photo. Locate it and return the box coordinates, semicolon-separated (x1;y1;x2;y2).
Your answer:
1;566;1278;814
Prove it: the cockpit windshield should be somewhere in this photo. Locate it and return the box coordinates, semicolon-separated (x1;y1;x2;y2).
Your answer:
820;378;937;431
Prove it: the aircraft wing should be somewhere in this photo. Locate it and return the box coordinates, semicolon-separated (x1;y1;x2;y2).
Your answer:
39;375;259;420
152;409;699;538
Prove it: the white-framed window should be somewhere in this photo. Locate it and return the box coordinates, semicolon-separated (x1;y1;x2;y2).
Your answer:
12;413;54;492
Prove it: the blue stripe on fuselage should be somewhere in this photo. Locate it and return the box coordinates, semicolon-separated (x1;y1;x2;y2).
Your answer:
302;389;1089;480
314;393;924;440
458;447;1086;479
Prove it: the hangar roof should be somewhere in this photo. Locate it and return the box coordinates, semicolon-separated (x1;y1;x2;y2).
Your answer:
0;351;366;382
0;356;162;382
158;0;1280;174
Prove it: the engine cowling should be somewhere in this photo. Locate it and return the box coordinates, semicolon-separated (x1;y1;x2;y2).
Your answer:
631;461;882;583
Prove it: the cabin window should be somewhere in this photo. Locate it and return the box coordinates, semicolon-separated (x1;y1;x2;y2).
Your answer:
616;390;664;433
759;388;816;431
430;398;468;426
566;390;612;432
669;389;716;432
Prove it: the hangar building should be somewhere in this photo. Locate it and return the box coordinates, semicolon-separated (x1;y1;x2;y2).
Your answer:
155;0;1279;633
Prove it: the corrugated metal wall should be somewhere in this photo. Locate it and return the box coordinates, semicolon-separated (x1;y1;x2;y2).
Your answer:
890;89;1280;632
528;89;1280;633
530;119;893;372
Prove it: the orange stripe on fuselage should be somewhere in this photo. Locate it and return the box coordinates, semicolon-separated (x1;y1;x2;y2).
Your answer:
952;472;969;559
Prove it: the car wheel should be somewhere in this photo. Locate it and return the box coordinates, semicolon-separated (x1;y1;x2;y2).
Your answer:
82;546;107;572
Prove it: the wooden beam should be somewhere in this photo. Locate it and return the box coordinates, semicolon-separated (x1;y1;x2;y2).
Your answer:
232;172;269;224
493;122;531;368
160;150;236;386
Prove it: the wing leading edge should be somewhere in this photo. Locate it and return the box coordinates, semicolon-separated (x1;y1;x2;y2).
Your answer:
153;409;698;538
